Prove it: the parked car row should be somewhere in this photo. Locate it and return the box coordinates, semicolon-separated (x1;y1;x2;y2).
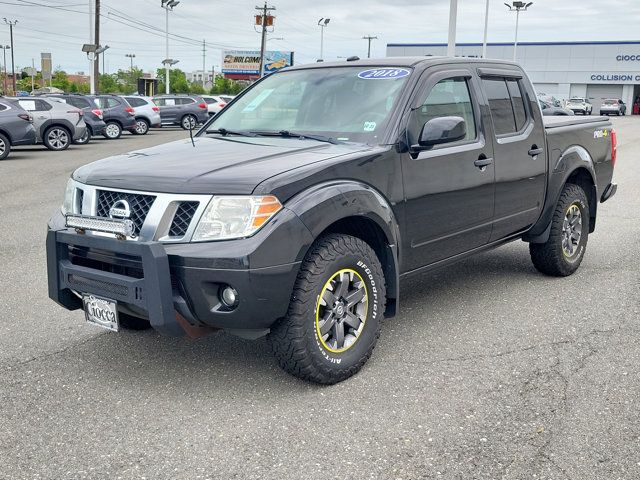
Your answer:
0;93;235;160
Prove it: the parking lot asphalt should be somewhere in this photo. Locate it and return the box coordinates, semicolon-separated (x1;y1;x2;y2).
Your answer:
1;119;639;480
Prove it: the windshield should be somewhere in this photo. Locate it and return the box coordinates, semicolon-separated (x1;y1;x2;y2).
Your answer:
603;99;617;105
205;66;412;143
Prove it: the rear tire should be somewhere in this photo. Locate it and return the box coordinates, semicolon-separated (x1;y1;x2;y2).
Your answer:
103;121;122;139
268;234;386;384
181;114;197;130
0;132;10;160
43;126;71;151
530;183;589;277
134;118;149;135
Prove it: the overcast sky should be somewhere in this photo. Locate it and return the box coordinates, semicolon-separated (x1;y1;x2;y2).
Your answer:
1;0;640;75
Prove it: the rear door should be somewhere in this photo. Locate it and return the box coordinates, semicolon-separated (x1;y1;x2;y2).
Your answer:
400;66;495;270
18;99;51;142
157;97;179;122
478;69;547;241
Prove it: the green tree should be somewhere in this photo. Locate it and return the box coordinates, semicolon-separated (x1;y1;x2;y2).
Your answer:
156;67;189;94
51;69;70;91
98;73;118;93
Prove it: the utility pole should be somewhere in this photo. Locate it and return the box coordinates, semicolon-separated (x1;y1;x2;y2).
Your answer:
482;0;490;58
3;19;17;94
88;0;94;94
256;3;276;78
362;35;377;58
202;39;206;89
31;58;35;92
93;0;100;92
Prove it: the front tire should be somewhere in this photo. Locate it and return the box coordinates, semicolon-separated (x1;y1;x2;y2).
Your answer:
74;128;90;145
103;121;122;139
0;132;10;160
530;183;589;277
269;234;386;384
43;126;71;151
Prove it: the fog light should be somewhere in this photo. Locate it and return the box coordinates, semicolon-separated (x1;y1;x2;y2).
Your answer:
220;286;238;307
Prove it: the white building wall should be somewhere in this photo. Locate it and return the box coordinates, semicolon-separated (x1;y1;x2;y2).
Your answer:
387;41;640;107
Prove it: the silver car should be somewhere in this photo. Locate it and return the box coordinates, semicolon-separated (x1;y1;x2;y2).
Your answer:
599;99;627;116
120;95;162;135
14;97;86;150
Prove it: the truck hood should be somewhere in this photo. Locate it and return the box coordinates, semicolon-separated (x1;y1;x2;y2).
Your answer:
73;136;372;194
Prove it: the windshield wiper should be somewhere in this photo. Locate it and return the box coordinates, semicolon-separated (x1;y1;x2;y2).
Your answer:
207;128;257;138
255;130;343;145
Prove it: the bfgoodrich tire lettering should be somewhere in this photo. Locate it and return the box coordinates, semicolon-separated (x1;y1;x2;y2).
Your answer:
268;233;386;384
530;183;589;276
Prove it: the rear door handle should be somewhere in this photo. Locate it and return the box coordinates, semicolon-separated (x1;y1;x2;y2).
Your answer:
474;157;493;168
528;147;544;157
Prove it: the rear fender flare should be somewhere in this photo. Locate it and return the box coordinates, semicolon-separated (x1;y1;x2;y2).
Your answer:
524;145;597;243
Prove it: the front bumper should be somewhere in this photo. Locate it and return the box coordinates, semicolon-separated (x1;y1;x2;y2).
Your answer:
47;226;303;337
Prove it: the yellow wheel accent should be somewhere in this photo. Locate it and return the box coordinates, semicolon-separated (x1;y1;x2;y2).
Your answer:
315;268;368;354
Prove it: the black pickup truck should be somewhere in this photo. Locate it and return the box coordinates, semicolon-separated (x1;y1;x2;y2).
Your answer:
47;57;617;384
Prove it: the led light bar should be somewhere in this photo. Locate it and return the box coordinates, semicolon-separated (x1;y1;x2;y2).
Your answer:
65;215;136;238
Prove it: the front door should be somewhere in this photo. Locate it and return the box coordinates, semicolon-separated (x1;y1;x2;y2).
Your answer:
478;73;547;241
401;67;495;271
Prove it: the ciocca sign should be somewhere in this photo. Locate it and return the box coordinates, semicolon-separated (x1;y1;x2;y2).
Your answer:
616;54;640;61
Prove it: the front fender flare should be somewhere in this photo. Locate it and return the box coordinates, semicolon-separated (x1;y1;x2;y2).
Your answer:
286;180;401;316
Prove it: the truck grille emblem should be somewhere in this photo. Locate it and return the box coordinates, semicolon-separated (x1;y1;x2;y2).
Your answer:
109;199;132;219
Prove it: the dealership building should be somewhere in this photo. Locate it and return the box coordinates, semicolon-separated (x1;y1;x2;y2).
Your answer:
386;41;640;108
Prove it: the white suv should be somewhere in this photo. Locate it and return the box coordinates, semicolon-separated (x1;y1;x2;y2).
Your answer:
120;95;162;135
201;95;232;116
566;97;593;115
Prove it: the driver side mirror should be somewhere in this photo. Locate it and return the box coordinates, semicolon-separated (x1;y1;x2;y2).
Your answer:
413;116;467;150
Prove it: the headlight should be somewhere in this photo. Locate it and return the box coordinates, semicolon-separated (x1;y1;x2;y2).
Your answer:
192;195;282;241
61;178;76;215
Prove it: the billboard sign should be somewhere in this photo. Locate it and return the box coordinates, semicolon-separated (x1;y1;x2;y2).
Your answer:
41;53;52;81
222;50;294;75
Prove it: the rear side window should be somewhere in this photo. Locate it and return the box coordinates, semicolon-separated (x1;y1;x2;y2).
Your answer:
506;80;527;131
177;98;194;105
107;98;121;108
125;97;146;107
483;77;528;135
204;97;217;104
0;103;6;111
66;97;89;109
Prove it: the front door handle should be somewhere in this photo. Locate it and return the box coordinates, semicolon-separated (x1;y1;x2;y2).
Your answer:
528;146;544;157
474;157;493;169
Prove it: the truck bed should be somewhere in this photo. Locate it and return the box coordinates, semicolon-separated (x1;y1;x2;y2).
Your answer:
543;115;609;129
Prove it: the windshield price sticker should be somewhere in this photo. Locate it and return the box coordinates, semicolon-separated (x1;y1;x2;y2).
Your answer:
242;88;275;112
358;68;411;80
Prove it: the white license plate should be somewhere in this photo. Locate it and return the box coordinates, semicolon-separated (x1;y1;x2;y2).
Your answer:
82;295;119;332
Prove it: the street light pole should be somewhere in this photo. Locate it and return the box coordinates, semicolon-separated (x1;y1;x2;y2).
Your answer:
505;2;533;61
447;0;458;57
161;0;180;94
318;18;330;61
1;45;9;94
482;0;490;58
3;18;18;94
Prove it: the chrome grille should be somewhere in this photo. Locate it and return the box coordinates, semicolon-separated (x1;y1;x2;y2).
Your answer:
96;190;155;235
169;201;199;237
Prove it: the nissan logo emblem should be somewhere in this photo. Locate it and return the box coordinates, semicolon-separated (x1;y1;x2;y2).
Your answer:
109;199;131;219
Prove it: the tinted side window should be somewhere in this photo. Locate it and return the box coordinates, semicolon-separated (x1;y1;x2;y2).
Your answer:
107;98;121;108
483;78;515;135
66;98;89;109
125;97;145;107
178;98;195;105
153;98;164;106
0;103;6;111
506;79;527;131
409;77;477;145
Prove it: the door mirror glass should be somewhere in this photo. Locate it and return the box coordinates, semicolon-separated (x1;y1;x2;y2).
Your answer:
415;116;466;148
